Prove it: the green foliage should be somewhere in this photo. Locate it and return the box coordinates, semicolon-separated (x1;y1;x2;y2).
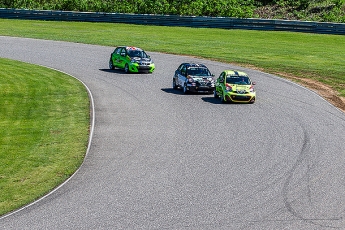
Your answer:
323;6;345;22
0;0;256;17
272;0;309;9
0;0;344;22
333;0;345;8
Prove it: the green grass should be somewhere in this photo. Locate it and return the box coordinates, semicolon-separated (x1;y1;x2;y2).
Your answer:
1;19;344;96
0;18;345;216
0;58;89;215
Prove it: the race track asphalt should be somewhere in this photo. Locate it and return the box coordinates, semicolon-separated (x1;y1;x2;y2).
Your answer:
1;36;345;229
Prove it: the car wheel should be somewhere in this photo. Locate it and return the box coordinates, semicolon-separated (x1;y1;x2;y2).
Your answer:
124;64;129;73
183;84;188;94
213;89;219;98
220;93;225;103
109;59;114;70
172;79;178;89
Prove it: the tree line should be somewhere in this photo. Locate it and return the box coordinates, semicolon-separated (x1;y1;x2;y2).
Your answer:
1;0;344;21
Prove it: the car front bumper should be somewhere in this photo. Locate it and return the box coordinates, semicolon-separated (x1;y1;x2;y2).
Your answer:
187;84;215;93
224;92;256;103
130;63;155;73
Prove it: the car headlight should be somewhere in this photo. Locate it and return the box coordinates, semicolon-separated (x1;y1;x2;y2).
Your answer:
225;86;232;92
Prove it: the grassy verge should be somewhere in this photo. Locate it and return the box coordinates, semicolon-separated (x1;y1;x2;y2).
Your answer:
0;19;344;99
0;58;89;216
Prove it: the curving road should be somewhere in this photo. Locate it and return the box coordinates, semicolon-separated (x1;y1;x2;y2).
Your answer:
1;36;345;229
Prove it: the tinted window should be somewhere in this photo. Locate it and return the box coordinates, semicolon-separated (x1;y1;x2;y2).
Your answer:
219;72;225;81
120;48;126;56
226;76;251;85
180;65;186;75
187;67;211;76
115;48;121;54
128;50;148;58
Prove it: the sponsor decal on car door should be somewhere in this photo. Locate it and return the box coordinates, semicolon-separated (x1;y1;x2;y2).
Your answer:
119;48;127;69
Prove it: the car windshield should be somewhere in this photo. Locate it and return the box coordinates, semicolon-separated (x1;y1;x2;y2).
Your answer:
128;50;148;58
187;67;211;76
226;76;251;85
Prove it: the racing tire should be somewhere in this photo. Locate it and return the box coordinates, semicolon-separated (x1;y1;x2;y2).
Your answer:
109;59;114;70
220;94;225;103
172;79;178;89
124;64;130;74
213;89;219;98
183;84;188;94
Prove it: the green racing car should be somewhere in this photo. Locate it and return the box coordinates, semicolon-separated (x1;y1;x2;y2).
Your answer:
109;46;155;73
214;70;256;104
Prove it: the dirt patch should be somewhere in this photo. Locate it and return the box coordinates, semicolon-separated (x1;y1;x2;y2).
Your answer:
241;64;345;113
275;72;345;114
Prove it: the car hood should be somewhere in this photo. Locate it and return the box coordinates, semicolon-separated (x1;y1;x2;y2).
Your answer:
190;76;214;81
131;57;152;62
227;84;252;93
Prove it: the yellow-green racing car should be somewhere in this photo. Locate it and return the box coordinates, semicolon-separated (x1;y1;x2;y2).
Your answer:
214;70;256;104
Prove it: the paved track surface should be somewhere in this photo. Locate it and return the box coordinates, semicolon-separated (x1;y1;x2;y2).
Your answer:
1;36;345;229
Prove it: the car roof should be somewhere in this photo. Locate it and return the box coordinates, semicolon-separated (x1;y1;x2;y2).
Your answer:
223;70;248;76
182;63;209;68
117;46;144;51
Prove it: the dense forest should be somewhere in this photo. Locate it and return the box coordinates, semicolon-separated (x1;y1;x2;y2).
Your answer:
1;0;345;22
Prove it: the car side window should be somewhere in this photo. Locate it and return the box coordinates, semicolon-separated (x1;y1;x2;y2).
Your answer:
142;51;148;58
115;48;121;55
120;48;126;56
180;66;186;76
219;72;225;82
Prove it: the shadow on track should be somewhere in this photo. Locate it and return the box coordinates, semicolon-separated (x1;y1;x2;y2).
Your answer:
99;68;122;73
161;88;185;95
201;97;223;104
99;68;152;75
161;88;215;96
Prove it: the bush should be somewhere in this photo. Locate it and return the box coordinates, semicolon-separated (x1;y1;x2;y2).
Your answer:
333;0;345;8
0;0;343;22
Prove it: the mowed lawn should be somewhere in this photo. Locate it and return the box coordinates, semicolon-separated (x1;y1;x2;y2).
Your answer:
0;58;90;216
